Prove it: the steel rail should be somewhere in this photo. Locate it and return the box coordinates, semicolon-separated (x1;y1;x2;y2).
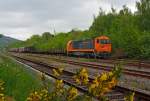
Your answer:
24;54;150;79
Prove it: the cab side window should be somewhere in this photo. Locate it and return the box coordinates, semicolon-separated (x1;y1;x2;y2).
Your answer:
107;40;111;44
97;39;99;43
100;40;111;44
100;40;105;44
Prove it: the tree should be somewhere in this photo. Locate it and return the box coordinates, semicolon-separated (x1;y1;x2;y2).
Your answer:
29;35;40;41
42;32;54;40
119;5;131;15
140;32;150;59
136;0;150;31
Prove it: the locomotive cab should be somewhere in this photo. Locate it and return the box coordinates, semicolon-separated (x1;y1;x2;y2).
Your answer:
94;35;111;57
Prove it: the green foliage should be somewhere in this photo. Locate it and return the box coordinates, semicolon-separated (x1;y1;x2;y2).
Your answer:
136;0;150;31
42;32;54;40
139;32;150;59
10;0;150;59
89;0;150;59
0;54;41;101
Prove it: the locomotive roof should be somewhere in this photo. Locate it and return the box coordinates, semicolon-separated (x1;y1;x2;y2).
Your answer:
72;38;93;42
98;35;110;39
71;35;110;42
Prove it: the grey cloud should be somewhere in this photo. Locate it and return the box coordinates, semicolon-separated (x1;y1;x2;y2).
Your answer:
0;0;139;40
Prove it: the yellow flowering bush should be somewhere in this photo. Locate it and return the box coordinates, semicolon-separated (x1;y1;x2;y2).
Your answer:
26;89;51;101
26;91;41;101
39;72;47;88
51;79;64;97
26;80;64;101
39;72;46;82
88;72;117;98
66;87;78;101
73;68;89;85
0;80;5;101
52;67;64;77
88;66;122;100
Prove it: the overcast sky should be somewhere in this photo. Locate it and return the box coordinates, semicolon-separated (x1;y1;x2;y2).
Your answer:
0;0;139;40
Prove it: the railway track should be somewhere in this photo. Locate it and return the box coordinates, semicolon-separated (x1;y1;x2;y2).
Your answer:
96;59;150;69
51;57;150;79
18;53;150;79
24;51;150;68
10;53;150;101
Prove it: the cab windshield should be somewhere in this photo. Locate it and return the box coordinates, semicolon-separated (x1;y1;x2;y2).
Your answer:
99;39;111;44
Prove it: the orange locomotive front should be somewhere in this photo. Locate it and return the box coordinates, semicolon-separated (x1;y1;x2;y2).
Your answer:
67;35;111;57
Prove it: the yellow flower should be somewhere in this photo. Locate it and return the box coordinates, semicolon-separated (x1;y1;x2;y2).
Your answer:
39;72;46;82
100;73;107;81
124;92;135;101
52;67;64;77
34;91;38;95
0;87;4;91
26;91;41;101
73;68;89;85
93;78;99;86
52;69;60;77
103;87;110;92
80;68;87;73
58;67;64;73
108;72;113;77
0;80;5;101
88;83;97;93
67;87;78;101
52;79;65;97
0;94;4;96
75;78;80;84
56;79;63;84
130;92;135;101
109;77;117;86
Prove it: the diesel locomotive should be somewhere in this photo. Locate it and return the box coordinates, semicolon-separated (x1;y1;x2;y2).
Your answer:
67;35;112;57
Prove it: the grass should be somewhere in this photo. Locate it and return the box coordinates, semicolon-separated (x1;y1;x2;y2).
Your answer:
0;53;41;101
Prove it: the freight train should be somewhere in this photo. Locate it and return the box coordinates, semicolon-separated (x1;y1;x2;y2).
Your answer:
9;35;112;58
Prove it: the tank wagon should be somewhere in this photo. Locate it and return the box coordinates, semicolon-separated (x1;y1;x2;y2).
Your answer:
67;35;111;57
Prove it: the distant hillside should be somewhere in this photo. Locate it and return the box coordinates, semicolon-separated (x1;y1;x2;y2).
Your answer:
0;34;20;49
